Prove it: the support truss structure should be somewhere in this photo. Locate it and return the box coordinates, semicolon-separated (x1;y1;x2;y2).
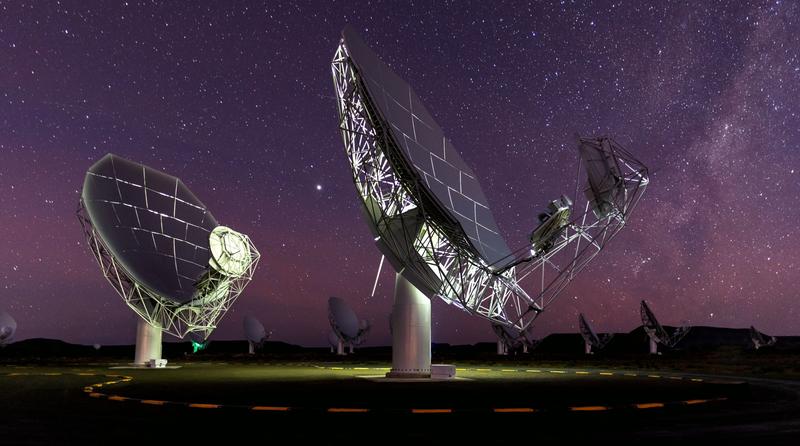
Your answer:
77;203;260;340
332;38;649;330
505;137;650;313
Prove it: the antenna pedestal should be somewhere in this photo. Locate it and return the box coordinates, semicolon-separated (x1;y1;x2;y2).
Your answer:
134;319;163;365
648;337;658;355
386;273;431;378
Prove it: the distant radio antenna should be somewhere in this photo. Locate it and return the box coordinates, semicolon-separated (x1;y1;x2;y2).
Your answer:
328;297;370;355
640;300;690;354
491;322;539;355
578;313;613;354
749;326;776;350
243;315;271;354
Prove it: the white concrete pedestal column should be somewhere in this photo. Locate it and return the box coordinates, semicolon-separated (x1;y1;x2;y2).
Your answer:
649;337;659;355
133;319;162;365
386;273;431;378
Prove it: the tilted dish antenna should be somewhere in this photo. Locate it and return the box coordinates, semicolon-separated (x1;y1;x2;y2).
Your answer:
640;300;690;354
578;313;613;354
244;315;270;354
77;154;260;366
332;26;649;377
328;297;369;355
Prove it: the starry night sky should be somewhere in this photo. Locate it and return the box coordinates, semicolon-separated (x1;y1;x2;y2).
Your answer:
1;1;799;346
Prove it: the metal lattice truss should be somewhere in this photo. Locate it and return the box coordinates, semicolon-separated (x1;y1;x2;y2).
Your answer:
332;40;648;330
77;204;260;340
749;326;776;350
508;137;650;313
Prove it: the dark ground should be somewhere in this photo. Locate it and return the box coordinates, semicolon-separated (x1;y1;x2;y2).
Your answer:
2;340;800;444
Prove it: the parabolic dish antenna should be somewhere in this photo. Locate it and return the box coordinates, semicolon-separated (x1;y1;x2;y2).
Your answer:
640;300;690;354
328;297;370;355
329;297;360;339
77;154;260;365
579;313;613;354
0;311;17;346
244;315;267;343
243;315;270;354
332;26;649;376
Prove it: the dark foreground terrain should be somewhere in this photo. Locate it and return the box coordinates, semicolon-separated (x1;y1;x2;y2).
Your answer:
1;340;800;444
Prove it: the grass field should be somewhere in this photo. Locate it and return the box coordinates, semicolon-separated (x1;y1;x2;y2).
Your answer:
90;363;741;410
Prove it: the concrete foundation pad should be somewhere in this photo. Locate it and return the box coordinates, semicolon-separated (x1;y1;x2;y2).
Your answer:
357;374;472;382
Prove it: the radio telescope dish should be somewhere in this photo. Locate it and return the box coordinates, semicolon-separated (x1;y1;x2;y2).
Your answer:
77;154;260;365
244;315;267;343
328;297;370;355
0;311;16;346
243;315;270;354
578;313;613;354
329;297;359;339
640;300;690;354
491;322;538;355
332;26;649;376
749;326;776;350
